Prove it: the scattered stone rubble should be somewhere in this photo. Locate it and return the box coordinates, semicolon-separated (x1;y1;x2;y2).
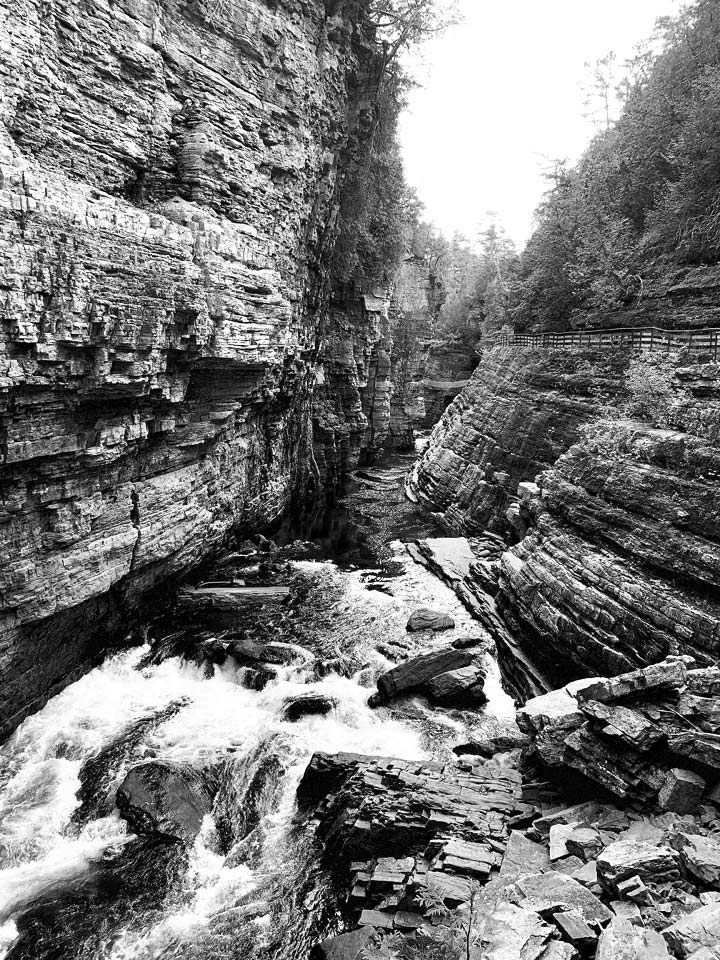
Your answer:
305;658;720;960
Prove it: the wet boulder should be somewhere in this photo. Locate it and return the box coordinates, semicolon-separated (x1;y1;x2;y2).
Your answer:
227;637;312;669
371;648;474;705
280;693;336;722
116;760;216;843
310;926;376;960
406;608;455;632
239;665;277;691
425;665;487;705
214;735;291;853
226;637;268;665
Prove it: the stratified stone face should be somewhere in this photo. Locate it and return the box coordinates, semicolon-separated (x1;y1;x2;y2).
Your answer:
498;405;720;682
408;348;624;536
413;343;720;688
0;0;387;736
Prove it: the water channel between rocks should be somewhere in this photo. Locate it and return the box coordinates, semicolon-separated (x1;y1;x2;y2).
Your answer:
0;450;515;960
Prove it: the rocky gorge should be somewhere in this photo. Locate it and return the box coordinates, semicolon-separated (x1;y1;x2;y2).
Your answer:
0;0;454;737
2;1;720;959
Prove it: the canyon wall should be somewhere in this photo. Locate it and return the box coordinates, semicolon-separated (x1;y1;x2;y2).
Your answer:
0;0;394;736
411;346;720;690
408;348;626;535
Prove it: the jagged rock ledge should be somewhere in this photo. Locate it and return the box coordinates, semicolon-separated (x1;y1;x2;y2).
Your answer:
301;659;720;960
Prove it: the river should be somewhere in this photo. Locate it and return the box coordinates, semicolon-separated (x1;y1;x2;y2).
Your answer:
0;451;514;959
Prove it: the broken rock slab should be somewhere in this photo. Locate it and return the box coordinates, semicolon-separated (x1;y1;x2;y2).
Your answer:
410;538;476;585
475;901;557;960
597;839;681;895
669;733;720;773
562;723;665;801
511;871;613;927
674;833;720;889
500;830;552;878
659;768;707;814
576;659;689;704
595;917;670;959
517;678;599;767
663;902;720;958
579;700;665;752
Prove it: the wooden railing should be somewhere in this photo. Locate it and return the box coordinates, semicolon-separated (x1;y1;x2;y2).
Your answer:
483;326;720;359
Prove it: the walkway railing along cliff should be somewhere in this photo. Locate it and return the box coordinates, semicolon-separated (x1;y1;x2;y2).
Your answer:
484;326;720;359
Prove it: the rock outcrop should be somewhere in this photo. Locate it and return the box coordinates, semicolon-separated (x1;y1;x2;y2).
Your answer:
300;740;720;960
0;0;403;736
408;348;626;536
498;372;720;683
411;346;720;691
518;659;720;807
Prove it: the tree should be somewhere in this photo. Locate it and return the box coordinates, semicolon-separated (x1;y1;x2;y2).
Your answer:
583;52;619;131
368;0;461;62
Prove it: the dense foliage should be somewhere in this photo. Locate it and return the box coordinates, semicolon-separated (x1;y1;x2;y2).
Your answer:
511;0;720;332
331;70;420;286
331;3;458;287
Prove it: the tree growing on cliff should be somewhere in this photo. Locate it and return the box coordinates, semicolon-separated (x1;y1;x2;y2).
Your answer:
368;0;460;62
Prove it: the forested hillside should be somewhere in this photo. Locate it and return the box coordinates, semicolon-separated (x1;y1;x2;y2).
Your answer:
464;0;720;334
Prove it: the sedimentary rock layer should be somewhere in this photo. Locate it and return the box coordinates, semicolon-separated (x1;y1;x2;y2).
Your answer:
408;348;627;535
499;368;720;681
412;348;720;687
0;0;387;735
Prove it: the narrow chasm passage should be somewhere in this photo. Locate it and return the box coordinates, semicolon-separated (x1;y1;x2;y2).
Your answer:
0;447;515;960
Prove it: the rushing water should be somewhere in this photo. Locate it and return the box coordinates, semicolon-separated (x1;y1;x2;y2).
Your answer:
0;457;514;959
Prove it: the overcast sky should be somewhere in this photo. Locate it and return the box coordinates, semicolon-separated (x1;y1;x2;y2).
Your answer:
398;0;681;249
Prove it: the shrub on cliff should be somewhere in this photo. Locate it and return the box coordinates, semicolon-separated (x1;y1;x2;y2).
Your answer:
624;354;690;428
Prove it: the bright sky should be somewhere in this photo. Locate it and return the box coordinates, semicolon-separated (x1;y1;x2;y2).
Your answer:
398;0;681;248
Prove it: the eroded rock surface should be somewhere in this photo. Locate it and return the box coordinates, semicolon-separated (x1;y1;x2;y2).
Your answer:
0;0;400;736
116;759;215;843
519;660;720;808
410;347;720;691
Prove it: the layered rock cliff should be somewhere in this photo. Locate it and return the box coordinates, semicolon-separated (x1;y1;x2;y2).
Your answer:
499;360;720;684
411;346;720;693
0;0;396;736
408;348;627;535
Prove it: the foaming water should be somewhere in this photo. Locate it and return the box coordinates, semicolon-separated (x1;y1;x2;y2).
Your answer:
0;536;512;959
